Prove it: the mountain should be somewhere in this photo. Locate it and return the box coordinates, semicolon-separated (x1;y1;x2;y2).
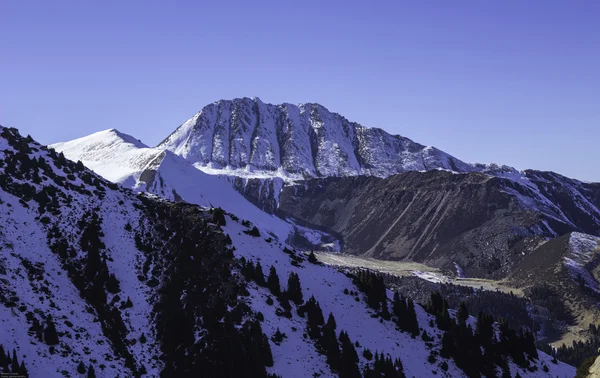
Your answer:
47;97;600;370
158;97;479;179
51;128;333;248
275;170;600;279
0;126;575;377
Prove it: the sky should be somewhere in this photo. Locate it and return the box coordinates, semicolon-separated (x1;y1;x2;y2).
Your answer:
1;1;598;181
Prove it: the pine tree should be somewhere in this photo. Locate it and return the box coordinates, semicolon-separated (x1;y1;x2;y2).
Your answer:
19;360;28;376
338;331;361;378
11;350;19;373
76;160;85;171
303;296;325;339
406;298;419;336
267;266;281;296
212;207;226;226
321;313;340;371
427;291;445;315
254;261;265;286
44;317;59;345
77;361;87;374
242;259;255;280
393;292;407;326
475;312;495;347
106;273;121;294
457;301;469;328
87;364;96;378
0;345;5;371
123;297;133;308
261;332;274;367
286;272;303;304
57;151;67;166
0;345;8;373
308;251;318;264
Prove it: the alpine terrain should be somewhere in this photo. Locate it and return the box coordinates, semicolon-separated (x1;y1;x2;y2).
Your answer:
2;97;597;377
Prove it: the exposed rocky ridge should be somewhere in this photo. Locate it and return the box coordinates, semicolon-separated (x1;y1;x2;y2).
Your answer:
276;171;600;279
158;97;479;178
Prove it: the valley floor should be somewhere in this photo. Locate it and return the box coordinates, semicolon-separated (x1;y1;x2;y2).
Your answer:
314;252;522;295
314;251;599;348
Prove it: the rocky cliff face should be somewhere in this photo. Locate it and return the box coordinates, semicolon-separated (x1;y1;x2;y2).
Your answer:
159;97;477;178
276;170;600;279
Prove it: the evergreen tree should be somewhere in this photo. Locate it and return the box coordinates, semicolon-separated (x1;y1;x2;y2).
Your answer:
44;317;59;345
267;266;281;296
254;261;266;286
123;297;133;308
76;160;85;171
286;272;303;304
320;313;340;371
301;296;324;339
0;345;8;372
0;350;4;373
308;251;318;264
355;270;386;311
243;320;274;372
106;273;121;294
393;292;407;329
338;331;361;378
212;207;226;226
242;259;255;280
11;350;19;373
19;360;28;376
457;301;469;328
475;312;495;347
406;298;419;336
77;361;87;374
87;364;96;378
427;291;445;315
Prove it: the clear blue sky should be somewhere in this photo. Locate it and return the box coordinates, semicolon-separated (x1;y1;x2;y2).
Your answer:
1;1;598;181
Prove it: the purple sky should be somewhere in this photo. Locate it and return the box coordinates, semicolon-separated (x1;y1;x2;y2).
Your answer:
1;1;598;181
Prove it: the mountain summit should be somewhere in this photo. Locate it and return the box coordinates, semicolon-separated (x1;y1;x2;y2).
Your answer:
158;97;477;179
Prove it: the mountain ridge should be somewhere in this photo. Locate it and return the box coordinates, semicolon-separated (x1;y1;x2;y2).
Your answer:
157;97;481;179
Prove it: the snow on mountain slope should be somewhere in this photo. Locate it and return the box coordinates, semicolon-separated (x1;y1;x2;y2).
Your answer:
228;218;453;377
50;129;149;187
50;129;296;242
158;97;479;179
226;216;574;378
0;128;160;377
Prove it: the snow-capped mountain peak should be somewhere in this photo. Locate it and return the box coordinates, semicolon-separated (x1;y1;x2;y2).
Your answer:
158;98;479;179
